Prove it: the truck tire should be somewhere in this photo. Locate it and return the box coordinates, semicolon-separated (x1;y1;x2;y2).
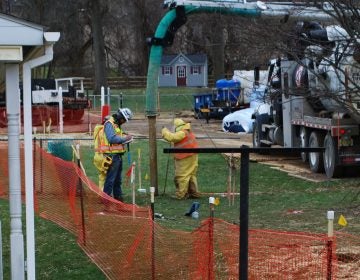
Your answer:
323;133;343;178
252;114;270;148
300;127;308;162
194;109;202;119
308;131;324;173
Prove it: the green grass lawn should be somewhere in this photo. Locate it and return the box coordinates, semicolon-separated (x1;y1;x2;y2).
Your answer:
81;139;360;235
1;138;359;278
89;87;210;113
0;199;106;280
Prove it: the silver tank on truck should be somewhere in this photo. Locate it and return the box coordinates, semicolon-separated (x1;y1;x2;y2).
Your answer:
294;25;360;122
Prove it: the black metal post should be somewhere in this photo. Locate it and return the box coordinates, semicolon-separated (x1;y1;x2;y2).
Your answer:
239;147;249;280
163;146;324;280
151;187;155;280
209;200;215;280
327;239;333;280
40;139;43;194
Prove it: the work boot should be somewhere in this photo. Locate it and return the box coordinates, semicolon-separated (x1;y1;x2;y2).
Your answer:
114;196;124;202
170;194;187;200
188;192;201;199
188;181;201;198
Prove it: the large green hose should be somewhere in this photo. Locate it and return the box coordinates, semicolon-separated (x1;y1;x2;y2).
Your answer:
145;6;261;116
145;9;177;116
145;4;261;196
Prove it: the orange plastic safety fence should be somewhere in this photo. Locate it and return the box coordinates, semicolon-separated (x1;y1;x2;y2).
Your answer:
0;110;98;135
335;232;360;279
190;218;339;280
0;144;359;279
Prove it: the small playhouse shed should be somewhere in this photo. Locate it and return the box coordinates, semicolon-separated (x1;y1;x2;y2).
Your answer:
158;53;208;87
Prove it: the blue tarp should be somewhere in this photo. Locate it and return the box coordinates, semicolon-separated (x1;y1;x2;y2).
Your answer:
215;79;240;89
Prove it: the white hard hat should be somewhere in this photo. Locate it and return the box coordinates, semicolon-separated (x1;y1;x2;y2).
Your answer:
118;108;133;122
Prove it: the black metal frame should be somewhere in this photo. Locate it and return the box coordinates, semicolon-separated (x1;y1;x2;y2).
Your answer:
164;146;324;280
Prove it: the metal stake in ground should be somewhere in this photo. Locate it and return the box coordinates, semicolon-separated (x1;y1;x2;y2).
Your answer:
208;197;215;279
150;187;155;280
163;149;171;195
162;116;175;195
327;210;334;280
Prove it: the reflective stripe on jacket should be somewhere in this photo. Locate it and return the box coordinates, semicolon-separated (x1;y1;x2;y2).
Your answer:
174;131;198;159
95;118;125;154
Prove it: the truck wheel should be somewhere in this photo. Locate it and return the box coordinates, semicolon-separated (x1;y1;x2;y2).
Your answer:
323;134;343;178
300;127;308;162
308;131;324;173
252;114;270;148
253;120;261;148
194;109;202;119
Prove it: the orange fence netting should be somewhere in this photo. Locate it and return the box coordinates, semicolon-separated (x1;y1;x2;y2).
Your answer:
0;144;359;279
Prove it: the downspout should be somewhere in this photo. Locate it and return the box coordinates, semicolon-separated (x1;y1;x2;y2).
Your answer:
23;38;58;280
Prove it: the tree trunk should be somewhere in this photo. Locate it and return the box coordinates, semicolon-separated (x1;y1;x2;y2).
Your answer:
211;17;225;82
89;0;107;93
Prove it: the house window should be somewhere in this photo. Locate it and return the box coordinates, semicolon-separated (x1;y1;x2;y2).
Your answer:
191;65;202;75
162;66;172;75
178;66;186;78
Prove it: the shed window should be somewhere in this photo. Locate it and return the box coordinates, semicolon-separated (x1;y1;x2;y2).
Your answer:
162;66;172;75
191;65;202;75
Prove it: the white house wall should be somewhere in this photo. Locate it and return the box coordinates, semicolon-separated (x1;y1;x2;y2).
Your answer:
0;16;43;46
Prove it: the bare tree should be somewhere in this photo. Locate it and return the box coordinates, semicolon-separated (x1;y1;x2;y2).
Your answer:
86;0;107;92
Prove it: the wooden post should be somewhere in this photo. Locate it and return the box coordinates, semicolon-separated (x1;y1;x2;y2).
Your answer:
75;144;86;246
131;162;136;218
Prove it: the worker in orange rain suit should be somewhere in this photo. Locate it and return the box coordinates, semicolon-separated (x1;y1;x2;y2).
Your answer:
161;118;201;199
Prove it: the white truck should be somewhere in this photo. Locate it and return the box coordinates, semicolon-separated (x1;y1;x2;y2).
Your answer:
252;24;360;178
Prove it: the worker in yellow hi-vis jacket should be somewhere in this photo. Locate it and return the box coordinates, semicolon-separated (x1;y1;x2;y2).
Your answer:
161;118;201;199
93;109;133;199
93;119;110;191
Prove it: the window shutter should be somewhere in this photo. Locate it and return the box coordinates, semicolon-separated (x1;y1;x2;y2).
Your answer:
170;67;173;75
162;66;164;75
199;66;201;74
190;66;193;74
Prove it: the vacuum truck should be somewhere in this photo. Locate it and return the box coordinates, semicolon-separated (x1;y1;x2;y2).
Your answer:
252;23;360;178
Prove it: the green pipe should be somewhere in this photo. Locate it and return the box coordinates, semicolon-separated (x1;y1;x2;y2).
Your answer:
145;9;177;116
145;6;261;116
185;6;260;17
145;5;262;196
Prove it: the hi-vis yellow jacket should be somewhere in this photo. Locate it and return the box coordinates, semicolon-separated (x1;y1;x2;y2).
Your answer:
161;121;198;160
94;117;126;154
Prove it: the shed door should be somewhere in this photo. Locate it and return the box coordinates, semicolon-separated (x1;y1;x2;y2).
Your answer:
176;66;186;86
